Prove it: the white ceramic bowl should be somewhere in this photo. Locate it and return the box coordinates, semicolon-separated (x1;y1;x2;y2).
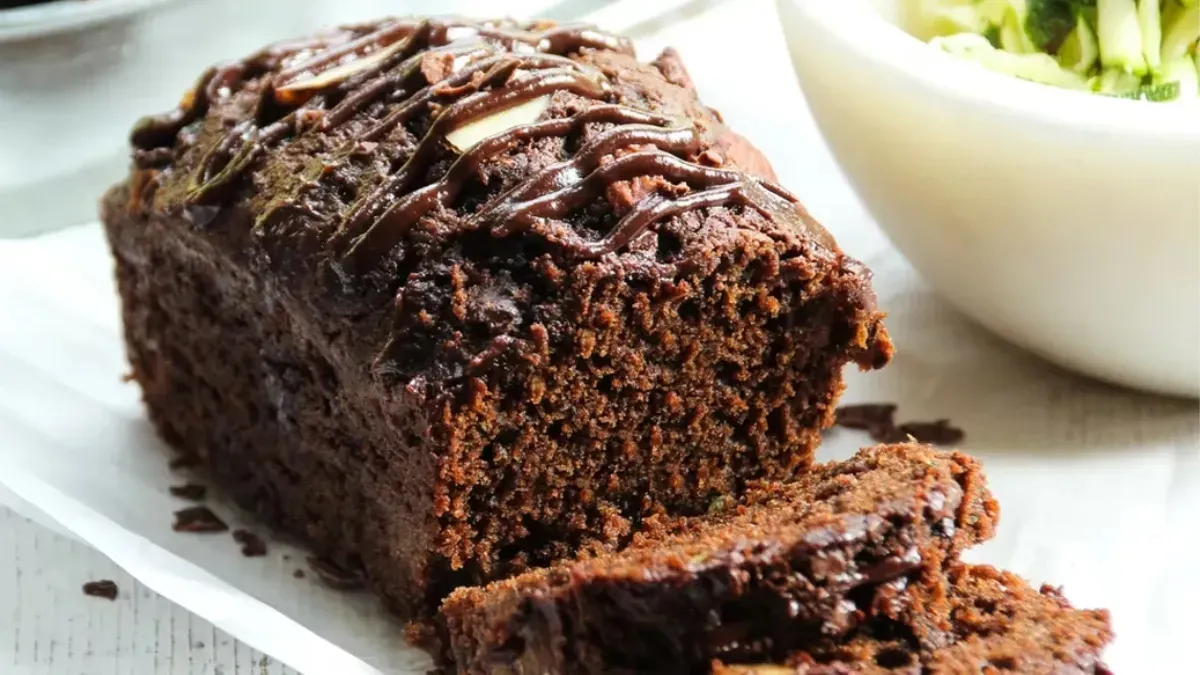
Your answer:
776;0;1200;398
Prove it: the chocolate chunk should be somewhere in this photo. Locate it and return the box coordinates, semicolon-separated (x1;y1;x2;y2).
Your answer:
168;483;207;501
233;529;267;557
172;506;228;533
307;556;365;590
834;403;897;438
835;404;965;446
82;580;119;600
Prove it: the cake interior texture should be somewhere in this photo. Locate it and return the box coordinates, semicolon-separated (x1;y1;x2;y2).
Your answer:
439;444;1000;675
101;17;891;617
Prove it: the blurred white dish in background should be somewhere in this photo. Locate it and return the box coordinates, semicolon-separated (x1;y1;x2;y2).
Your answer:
777;0;1200;398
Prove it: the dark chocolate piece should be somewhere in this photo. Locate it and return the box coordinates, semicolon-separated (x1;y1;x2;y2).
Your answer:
172;506;228;533
168;483;207;501
82;580;119;601
307;556;366;590
834;405;965;446
233;529;268;557
896;420;965;446
834;403;897;438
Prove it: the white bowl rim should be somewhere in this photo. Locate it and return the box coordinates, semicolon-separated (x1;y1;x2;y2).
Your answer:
0;0;188;42
779;0;1200;140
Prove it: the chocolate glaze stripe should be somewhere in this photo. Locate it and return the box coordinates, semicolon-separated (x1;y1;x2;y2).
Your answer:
130;31;351;154
129;67;218;152
340;112;688;265
480;151;793;230
357;53;603;142
338;55;613;237
275;20;416;85
187;23;446;203
321;43;484;129
183;22;623;206
475;22;634;56
478;152;796;255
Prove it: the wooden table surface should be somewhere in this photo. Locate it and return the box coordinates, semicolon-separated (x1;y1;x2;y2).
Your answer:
1;504;296;675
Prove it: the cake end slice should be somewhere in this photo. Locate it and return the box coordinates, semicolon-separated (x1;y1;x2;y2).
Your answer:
714;564;1113;675
439;443;998;675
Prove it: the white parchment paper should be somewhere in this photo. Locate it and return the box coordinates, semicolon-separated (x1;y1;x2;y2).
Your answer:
2;1;1197;673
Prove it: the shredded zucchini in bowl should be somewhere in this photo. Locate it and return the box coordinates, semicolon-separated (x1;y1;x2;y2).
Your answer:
909;0;1199;101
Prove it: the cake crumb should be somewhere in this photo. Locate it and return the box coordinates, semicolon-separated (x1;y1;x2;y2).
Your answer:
307;556;364;590
293;569;306;579
120;371;136;384
232;529;267;557
82;580;119;600
172;506;228;533
168;483;207;501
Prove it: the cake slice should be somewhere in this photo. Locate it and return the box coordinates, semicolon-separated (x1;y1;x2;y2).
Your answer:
715;565;1113;674
102;17;891;617
439;444;998;674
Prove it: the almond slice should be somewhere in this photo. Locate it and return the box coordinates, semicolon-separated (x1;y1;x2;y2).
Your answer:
275;42;405;104
445;95;551;153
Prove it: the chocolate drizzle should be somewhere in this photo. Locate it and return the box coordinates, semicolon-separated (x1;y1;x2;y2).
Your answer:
137;16;823;267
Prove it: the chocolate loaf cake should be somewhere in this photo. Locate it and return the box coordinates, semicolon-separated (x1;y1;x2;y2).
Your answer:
714;565;1113;674
102;18;891;617
440;444;999;674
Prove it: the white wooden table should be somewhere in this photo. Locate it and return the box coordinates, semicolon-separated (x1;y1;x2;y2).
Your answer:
0;503;297;675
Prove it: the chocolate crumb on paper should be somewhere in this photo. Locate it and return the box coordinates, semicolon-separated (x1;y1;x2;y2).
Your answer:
834;404;965;446
82;580;119;600
897;419;965;446
307;556;365;590
172;506;228;533
834;403;897;439
233;529;267;557
292;569;306;579
168;483;207;501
